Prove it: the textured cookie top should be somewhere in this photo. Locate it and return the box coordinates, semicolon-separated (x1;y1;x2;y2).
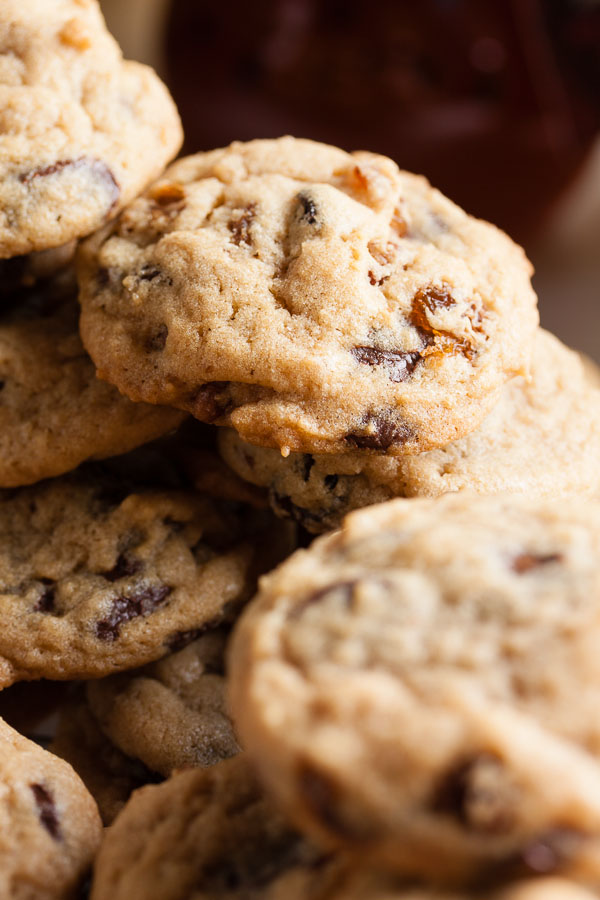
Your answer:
229;494;600;883
78;137;538;455
0;459;278;686
86;628;239;776
89;755;331;900
219;330;600;532
0;0;182;256
0;716;101;899
0;272;186;487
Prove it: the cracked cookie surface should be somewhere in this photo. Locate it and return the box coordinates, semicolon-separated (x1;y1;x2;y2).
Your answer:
219;330;600;532
229;493;600;884
0;716;101;898
0;271;186;487
78;137;538;455
0;456;282;686
0;0;182;256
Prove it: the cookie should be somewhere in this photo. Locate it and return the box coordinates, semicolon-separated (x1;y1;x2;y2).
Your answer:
51;697;162;825
86;626;239;776
0;271;186;487
89;754;336;900
229;493;600;884
0;715;101;898
581;354;600;390
0;0;182;256
77;136;538;456
219;330;600;532
0;242;76;292
0;455;288;686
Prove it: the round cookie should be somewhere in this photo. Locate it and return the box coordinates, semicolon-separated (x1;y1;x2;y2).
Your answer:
86;627;239;776
219;330;600;532
78;136;538;456
229;494;600;884
0;0;182;257
51;698;162;825
0;243;76;293
0;271;186;487
0;716;101;898
0;456;286;686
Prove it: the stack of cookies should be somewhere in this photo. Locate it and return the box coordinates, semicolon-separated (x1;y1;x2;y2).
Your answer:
0;2;599;898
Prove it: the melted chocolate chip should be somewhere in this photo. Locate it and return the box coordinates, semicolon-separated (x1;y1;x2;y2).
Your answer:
351;345;423;382
145;323;168;352
301;455;315;482
95;584;172;641
513;553;563;574
102;554;143;583
432;754;514;834
35;579;56;613
346;415;415;450
30;783;61;840
228;204;256;247
190;382;232;422
19;158;120;216
297;193;318;225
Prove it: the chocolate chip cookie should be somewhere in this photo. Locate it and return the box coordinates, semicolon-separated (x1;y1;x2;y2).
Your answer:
219;330;600;532
0;271;186;487
0;456;286;686
229;493;600;884
86;627;239;777
78;137;538;455
0;0;182;256
0;715;101;898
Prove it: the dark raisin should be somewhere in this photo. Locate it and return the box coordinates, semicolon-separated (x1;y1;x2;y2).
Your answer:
323;474;339;491
228;204;256;247
190;382;232;422
432;754;515;834
145;324;168;352
351;345;423;382
301;455;315;482
19;158;120;216
297;193;318;225
95;584;172;641
513;553;563;574
101;554;142;583
30;783;61;840
346;415;415;451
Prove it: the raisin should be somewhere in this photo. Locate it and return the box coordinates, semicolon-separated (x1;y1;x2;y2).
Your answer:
297;193;318;225
228;204;256;247
351;345;423;383
410;286;475;360
145;324;168;352
513;553;563;574
432;754;515;834
30;783;61;840
346;415;415;450
95;584;172;641
190;382;232;422
19;158;120;216
102;554;142;583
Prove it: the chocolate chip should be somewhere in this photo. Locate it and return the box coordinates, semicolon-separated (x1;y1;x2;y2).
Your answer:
19;158;120;216
346;415;415;450
34;579;56;613
94;266;122;295
513;553;563;574
101;554;143;583
301;455;315;482
190;382;232;422
138;265;162;282
323;474;339;490
228;204;256;247
30;783;61;840
432;754;515;834
351;345;423;382
145;323;168;352
95;584;172;641
297;193;318;225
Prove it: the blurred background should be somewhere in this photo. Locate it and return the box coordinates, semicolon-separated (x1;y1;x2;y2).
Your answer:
102;0;600;360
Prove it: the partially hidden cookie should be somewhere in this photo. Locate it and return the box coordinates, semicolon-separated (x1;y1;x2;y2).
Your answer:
229;494;600;884
51;697;162;825
0;0;182;256
219;330;600;532
0;271;186;487
581;353;600;390
86;626;239;777
0;716;101;898
0;455;289;686
78;136;538;456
